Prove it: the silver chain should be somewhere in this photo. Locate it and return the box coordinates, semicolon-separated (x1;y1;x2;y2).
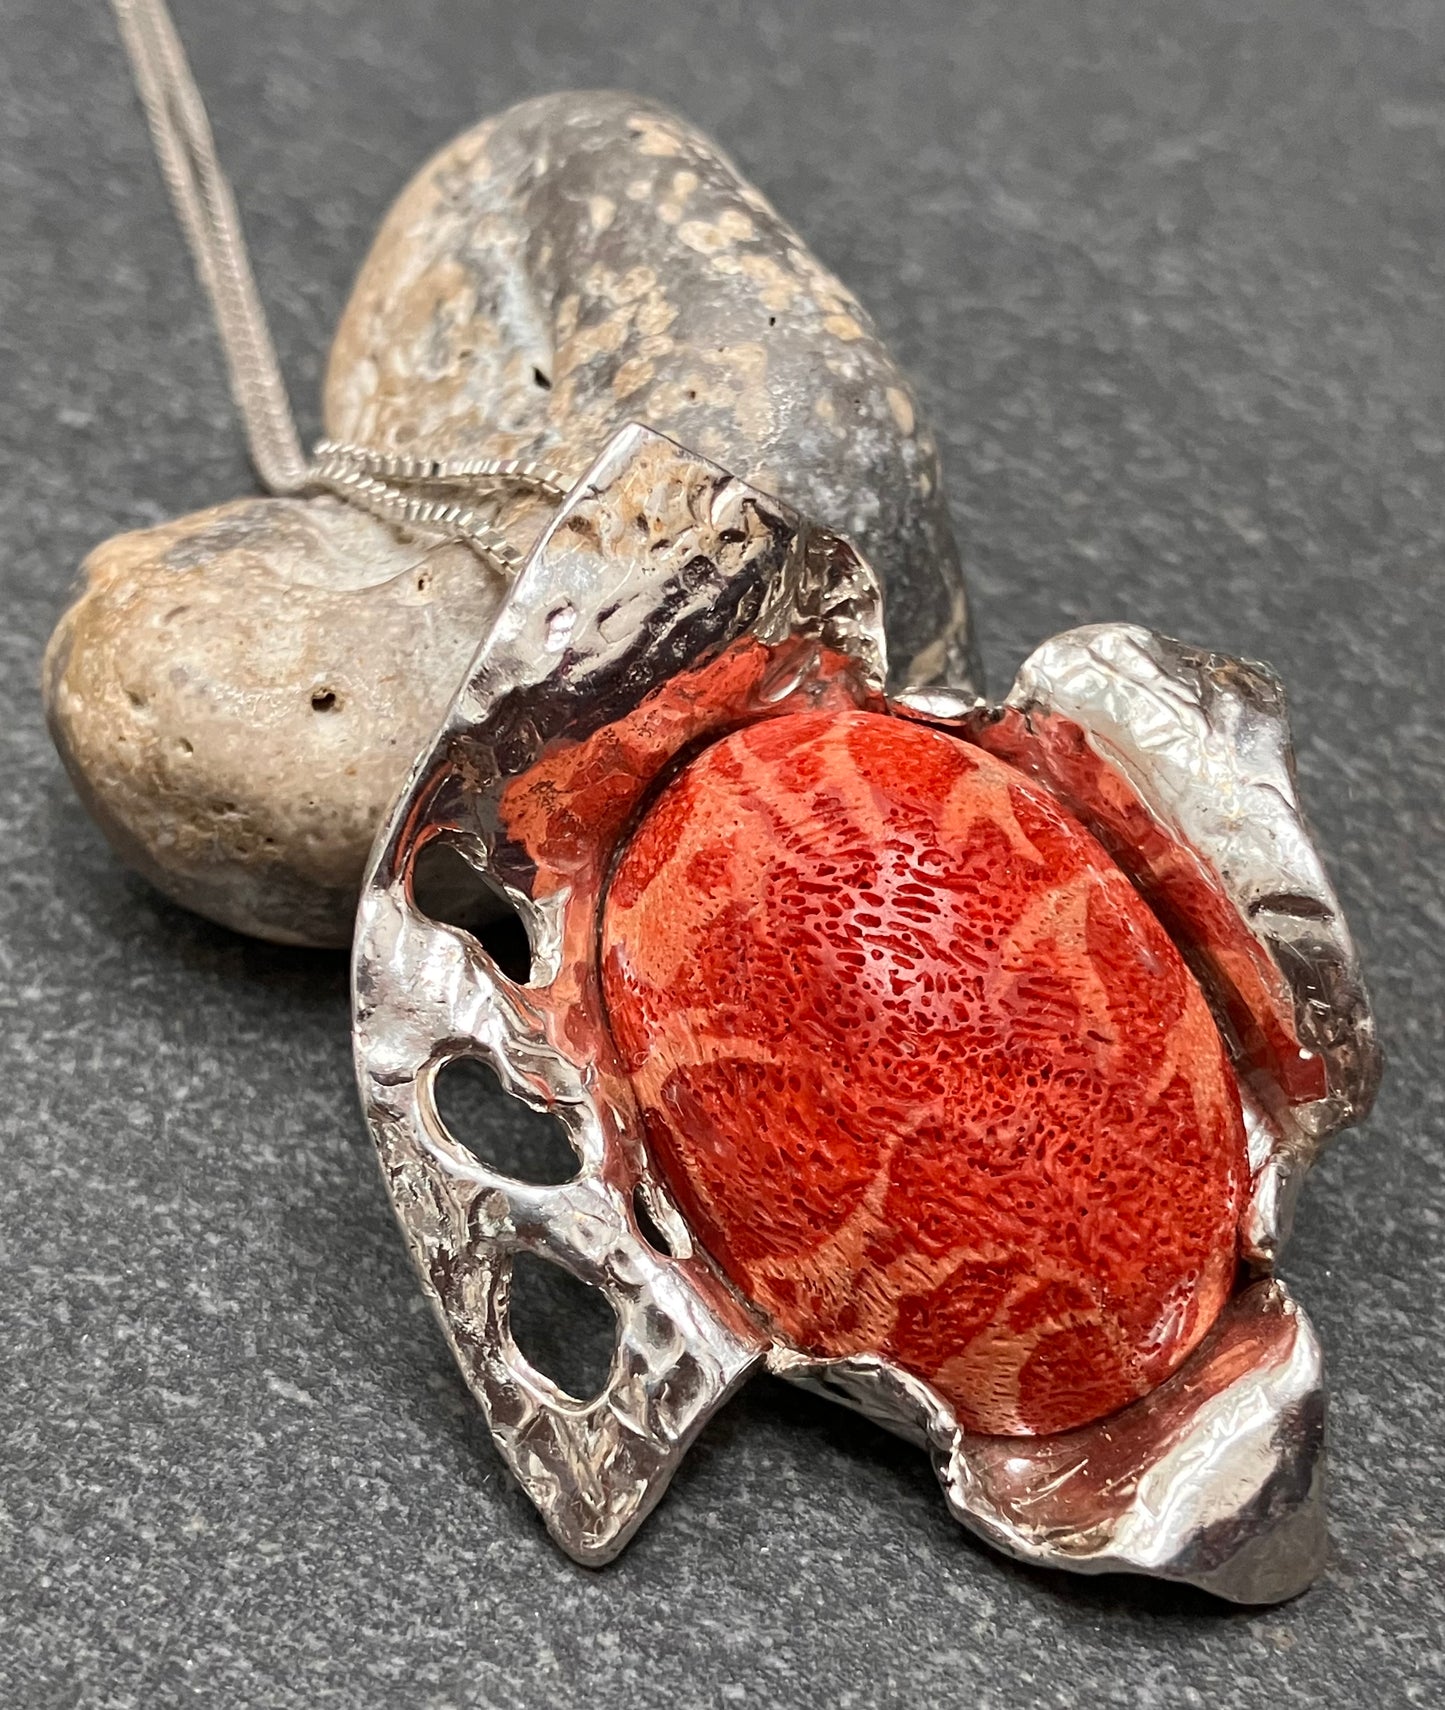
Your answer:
109;0;563;575
308;442;569;576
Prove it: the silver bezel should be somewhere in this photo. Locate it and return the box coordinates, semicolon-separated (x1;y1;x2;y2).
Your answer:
353;424;1375;1600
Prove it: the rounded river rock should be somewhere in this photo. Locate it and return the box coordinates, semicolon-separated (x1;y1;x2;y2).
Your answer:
45;91;971;945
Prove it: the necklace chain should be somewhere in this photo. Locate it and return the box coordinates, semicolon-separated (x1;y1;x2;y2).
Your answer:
109;0;561;576
308;444;570;576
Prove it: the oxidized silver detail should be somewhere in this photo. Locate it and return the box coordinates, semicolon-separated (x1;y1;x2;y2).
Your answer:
354;436;1372;1599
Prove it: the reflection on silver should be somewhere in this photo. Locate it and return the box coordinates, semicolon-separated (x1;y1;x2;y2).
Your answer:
941;1280;1327;1603
779;1280;1326;1604
353;430;1372;1598
972;624;1380;1264
353;424;882;1563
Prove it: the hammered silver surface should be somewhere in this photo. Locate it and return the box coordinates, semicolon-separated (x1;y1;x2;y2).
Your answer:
973;622;1380;1262
352;422;885;1563
356;426;1351;1597
939;1279;1327;1605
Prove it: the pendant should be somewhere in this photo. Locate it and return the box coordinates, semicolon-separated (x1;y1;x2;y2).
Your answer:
353;423;1378;1601
67;5;1379;1602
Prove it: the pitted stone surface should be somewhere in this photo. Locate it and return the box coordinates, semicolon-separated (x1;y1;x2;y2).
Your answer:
43;497;487;945
43;90;967;947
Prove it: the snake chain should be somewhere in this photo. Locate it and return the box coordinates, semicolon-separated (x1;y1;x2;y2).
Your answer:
109;0;563;575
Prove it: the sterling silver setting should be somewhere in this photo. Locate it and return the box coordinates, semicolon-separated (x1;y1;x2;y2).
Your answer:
352;423;1377;1600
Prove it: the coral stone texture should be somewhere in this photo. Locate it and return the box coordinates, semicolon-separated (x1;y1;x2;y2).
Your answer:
602;710;1248;1436
44;91;968;947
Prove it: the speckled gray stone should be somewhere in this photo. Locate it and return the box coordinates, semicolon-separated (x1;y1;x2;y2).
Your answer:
42;88;968;949
2;1;1442;1707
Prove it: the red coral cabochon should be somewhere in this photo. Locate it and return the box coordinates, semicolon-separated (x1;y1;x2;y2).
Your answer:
602;709;1246;1436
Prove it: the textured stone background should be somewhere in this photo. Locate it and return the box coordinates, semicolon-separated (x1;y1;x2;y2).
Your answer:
2;1;1442;1705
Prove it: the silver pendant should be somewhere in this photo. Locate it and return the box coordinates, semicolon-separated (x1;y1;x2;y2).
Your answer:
78;0;1382;1612
352;423;1378;1602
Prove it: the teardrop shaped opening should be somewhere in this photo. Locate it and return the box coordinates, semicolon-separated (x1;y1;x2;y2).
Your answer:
507;1252;618;1403
632;1183;676;1258
432;1056;578;1185
409;837;533;984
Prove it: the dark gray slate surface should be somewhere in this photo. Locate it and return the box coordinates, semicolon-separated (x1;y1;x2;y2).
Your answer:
2;1;1442;1705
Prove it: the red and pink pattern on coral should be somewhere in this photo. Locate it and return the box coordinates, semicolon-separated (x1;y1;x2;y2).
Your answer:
602;709;1246;1436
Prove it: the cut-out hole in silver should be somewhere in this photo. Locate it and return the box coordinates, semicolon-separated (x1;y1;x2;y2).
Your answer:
507;1252;619;1403
631;1184;675;1258
432;1056;578;1185
409;838;533;984
350;427;1351;1592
